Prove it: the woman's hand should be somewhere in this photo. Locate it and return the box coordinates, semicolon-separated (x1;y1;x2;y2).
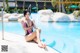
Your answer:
29;26;33;29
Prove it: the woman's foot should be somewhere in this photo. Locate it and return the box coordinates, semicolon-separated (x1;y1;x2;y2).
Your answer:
38;42;46;48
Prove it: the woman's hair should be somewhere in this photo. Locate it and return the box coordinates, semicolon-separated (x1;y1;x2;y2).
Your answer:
23;10;30;16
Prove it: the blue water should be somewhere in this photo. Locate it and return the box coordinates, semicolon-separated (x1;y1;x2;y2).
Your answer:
0;22;25;35
0;13;80;53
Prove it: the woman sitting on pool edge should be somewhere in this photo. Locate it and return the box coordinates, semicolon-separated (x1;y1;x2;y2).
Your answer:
21;10;46;48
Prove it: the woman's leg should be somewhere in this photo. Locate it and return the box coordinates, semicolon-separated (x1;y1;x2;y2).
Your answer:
25;31;36;41
33;37;46;48
25;29;46;48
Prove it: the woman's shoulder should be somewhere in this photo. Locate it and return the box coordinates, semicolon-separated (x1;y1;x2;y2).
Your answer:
20;18;27;25
18;17;26;22
30;19;35;22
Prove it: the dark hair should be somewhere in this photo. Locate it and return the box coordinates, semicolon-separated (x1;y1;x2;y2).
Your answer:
23;10;30;16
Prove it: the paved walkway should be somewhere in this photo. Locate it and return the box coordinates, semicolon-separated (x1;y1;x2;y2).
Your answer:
0;31;59;53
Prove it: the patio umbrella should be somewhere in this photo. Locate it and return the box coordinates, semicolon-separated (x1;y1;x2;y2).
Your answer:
32;7;37;10
32;7;38;12
68;5;79;9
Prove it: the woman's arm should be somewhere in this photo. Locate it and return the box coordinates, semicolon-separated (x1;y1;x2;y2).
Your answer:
32;20;38;29
32;20;41;30
24;26;33;31
21;21;33;31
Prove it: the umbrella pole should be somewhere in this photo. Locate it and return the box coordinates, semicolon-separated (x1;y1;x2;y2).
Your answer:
1;7;4;40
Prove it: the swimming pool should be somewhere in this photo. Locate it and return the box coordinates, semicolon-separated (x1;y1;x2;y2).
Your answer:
0;13;80;53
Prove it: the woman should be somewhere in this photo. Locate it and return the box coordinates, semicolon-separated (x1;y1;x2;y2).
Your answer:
21;10;46;48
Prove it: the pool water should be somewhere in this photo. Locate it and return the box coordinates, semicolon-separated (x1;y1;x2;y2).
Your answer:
0;13;80;53
0;22;25;35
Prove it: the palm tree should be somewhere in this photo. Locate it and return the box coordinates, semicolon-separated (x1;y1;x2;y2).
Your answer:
23;0;25;11
51;0;66;13
61;0;66;13
51;0;57;7
51;0;57;11
51;0;61;12
58;0;62;12
5;0;9;13
35;0;38;12
3;0;5;11
15;0;17;13
44;0;46;9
